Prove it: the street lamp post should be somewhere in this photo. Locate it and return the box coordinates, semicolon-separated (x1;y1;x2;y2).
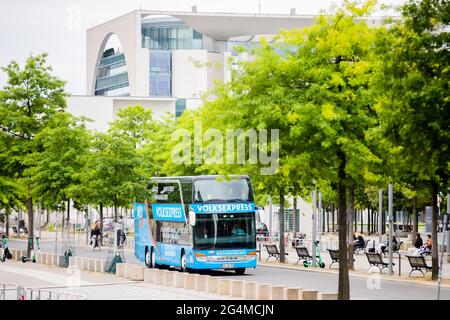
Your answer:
312;190;317;267
388;184;394;275
378;189;383;245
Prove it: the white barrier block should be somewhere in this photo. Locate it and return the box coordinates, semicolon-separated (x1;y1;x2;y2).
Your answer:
319;292;338;300
243;281;256;299
218;279;230;295
127;265;144;281
255;283;270;300
269;285;286;300
116;263;126;277
230;280;244;297
303;290;318;300
194;274;208;291
206;277;218;294
284;287;303;300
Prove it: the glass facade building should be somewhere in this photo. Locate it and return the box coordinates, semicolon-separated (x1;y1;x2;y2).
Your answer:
94;49;130;96
141;17;202;50
149;50;172;97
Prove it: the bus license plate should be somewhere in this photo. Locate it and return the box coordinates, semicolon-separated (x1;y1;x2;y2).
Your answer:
222;264;234;269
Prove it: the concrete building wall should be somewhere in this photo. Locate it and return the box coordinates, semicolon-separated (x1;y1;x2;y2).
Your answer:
67;96;115;132
172;50;208;99
86;11;149;96
68;95;176;132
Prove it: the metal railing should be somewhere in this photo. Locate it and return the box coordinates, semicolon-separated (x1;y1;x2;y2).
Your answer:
1;284;87;300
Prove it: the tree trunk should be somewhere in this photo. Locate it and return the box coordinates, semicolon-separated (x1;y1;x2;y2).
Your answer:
412;196;418;240
114;194;118;220
368;207;371;235
338;152;349;300
293;197;297;233
327;207;330;233
360;209;364;234
5;207;10;237
27;196;34;257
332;204;335;232
382;208;386;235
279;188;286;263
99;202;104;243
322;207;326;233
67;199;70;240
348;186;355;270
431;181;439;280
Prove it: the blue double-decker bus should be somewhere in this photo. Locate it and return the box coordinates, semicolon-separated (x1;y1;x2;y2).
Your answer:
133;175;257;274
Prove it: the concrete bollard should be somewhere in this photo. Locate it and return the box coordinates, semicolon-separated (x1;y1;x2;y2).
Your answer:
94;259;105;273
81;257;90;271
194;274;208;292
69;256;77;267
255;283;270;300
173;271;185;288
184;273;196;290
284;287;303;300
88;258;96;272
303;290;318;300
51;254;59;266
319;292;338;300
35;252;42;264
243;281;257;299
46;252;52;265
230;280;244;298
206;277;218;294
116;263;126;277
144;268;154;283
163;270;174;287
153;269;164;285
75;256;82;268
269;285;286;300
127;265;144;281
217;278;231;295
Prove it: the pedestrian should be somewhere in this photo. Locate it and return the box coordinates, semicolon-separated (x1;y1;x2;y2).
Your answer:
414;234;432;256
414;232;423;249
91;221;101;251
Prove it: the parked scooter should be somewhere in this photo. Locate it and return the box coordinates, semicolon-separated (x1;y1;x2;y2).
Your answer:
303;240;325;268
1;235;13;262
21;237;36;263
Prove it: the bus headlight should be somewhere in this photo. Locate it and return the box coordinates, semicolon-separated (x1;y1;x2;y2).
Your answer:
195;253;207;262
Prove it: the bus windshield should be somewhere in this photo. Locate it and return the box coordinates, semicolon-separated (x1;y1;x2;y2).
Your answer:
193;212;255;249
193;178;253;203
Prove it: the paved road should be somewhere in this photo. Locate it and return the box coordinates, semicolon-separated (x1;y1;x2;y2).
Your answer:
8;239;450;300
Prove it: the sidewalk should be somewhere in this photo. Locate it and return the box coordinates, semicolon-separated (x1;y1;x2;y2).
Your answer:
256;243;450;287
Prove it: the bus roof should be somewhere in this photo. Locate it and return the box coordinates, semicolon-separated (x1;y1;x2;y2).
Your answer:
150;175;250;183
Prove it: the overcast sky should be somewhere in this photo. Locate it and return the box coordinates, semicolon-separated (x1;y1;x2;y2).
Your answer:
0;0;406;94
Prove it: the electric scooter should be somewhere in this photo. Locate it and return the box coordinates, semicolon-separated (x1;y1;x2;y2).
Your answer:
21;237;36;263
1;235;12;262
303;240;325;268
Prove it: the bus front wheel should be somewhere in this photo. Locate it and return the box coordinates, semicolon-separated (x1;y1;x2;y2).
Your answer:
145;248;152;268
180;252;187;272
235;268;245;275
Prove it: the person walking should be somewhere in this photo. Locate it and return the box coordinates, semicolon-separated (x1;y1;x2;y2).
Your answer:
91;221;101;251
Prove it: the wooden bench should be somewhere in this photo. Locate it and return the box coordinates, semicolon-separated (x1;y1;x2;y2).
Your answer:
406;255;432;277
294;247;317;265
327;249;355;268
264;244;288;262
365;252;395;273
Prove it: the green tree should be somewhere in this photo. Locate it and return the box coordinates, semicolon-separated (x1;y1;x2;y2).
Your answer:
374;0;450;280
24;112;91;237
0;53;66;255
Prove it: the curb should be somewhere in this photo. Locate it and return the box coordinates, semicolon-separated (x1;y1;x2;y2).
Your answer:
257;261;450;288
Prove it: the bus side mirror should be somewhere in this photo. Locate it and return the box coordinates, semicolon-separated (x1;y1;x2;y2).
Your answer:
189;210;196;227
